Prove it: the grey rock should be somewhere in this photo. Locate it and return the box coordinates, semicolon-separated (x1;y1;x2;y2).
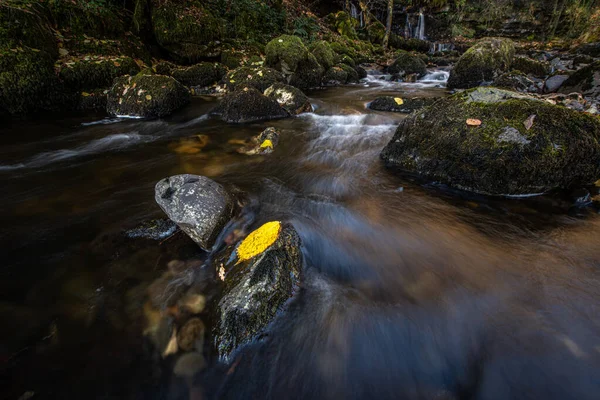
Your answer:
155;175;234;251
498;127;531;145
544;75;569;93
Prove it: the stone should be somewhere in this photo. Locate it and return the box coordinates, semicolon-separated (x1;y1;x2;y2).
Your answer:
264;83;312;115
177;318;205;352
368;96;437;113
215;87;290;124
171;62;227;88
493;71;537;93
107;75;190;118
380;87;600;196
447;38;515;89
322;66;348;86
387;51;428;78
559;61;600;100
224;66;285;92
236;127;281;156
155;175;234;251
545;74;570;93
212;221;302;359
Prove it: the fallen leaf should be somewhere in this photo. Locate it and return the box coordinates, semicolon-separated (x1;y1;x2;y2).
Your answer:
394;97;404;106
81;92;90;97
113;61;121;67
58;48;69;56
146;95;152;100
466;119;482;126
524;114;536;130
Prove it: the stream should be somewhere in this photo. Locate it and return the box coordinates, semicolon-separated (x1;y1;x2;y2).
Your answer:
1;71;600;399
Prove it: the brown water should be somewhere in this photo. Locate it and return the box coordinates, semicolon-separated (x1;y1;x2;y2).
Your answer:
1;74;600;400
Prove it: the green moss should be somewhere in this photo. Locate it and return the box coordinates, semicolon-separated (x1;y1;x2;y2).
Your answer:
221;50;244;69
309;41;335;70
265;35;309;73
341;55;356;68
333;11;358;40
387;51;427;77
511;56;550;78
224;66;284;92
57;56;140;91
337;63;359;83
171;62;227;88
48;0;124;39
366;20;386;45
322;66;348;85
0;3;57;58
289;53;324;90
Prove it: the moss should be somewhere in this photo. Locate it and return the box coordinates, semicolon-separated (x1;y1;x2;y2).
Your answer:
215;87;289;123
337;63;359;83
221;50;244;69
171;62;227;88
511;56;550;78
77;88;108;111
224;66;284;92
236;221;281;263
265;35;309;73
48;0;124;39
289;53;324;90
387;51;427;77
341;55;356;68
309;40;335;70
57;56;140;91
322;66;348;86
0;3;57;59
264;83;311;115
62;34;151;64
107;74;190;118
381;87;600;195
152;2;224;64
448;38;515;89
333;11;358;40
366;20;386;45
154;60;177;76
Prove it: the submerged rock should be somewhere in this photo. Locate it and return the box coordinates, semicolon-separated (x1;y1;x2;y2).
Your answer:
387;51;427;78
107;75;190;118
264;83;312;115
447;38;515;89
236;127;281;156
155;175;234;251
380;87;600;195
368;96;436;113
213;221;302;359
215;87;290;124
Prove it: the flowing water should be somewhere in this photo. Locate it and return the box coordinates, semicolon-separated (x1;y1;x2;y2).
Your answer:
1;73;600;400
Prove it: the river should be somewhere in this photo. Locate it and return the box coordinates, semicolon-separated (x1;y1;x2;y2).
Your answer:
1;71;599;399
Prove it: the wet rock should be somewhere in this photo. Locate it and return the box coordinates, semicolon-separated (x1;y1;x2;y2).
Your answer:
213;221;302;359
387;51;427;78
559;61;600;100
380;87;600;196
215;87;290;124
448;38;515;89
264;83;312;115
337;63;359;83
224;66;285;92
322;66;348;85
171;62;227;89
124;218;177;240
511;56;550;78
356;66;368;79
107;75;190;118
155;175;234;251
544;74;570;93
236;127;281;156
289;54;325;90
309;40;336;70
368;96;436;113
494;71;538;93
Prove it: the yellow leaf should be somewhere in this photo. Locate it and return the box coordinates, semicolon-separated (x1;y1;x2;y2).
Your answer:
146;95;152;100
260;139;273;149
81;92;90;97
257;70;263;77
394;97;404;105
236;221;281;264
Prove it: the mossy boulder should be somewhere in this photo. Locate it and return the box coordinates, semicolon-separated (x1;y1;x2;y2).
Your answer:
171;62;227;88
265;35;309;74
107;74;190;118
512;56;550;78
264;83;312;115
322;66;348;86
288;54;325;90
559;61;600;100
369;96;436;113
0;4;57;59
309;41;335;70
213;221;302;359
341;55;356;68
338;63;359;83
387;51;427;78
367;21;386;45
0;47;73;115
328;11;358;40
214;87;290;124
448;38;515;89
154;60;177;76
224;66;285;92
221;50;244;70
152;2;223;64
57;56;140;91
380;87;600;196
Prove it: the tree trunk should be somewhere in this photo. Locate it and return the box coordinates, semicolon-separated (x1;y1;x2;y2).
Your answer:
346;0;351;13
359;0;371;25
383;0;393;49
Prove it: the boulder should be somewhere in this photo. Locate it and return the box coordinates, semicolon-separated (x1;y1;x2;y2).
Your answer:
309;40;336;70
266;35;324;90
155;175;234;251
288;54;325;90
559;61;600;100
264;83;312;115
57;56;140;91
107;74;190;118
367;21;386;45
447;38;515;89
224;66;285;92
387;51;427;78
171;62;227;88
322;66;348;86
511;56;550;78
325;11;358;40
380;87;600;196
493;71;538;93
236;127;281;155
213;221;302;359
215;87;290;123
368;96;436;113
337;63;359;83
544;74;570;93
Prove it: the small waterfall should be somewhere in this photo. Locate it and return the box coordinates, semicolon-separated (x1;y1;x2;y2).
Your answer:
415;11;426;40
430;42;455;53
350;4;359;19
404;14;412;39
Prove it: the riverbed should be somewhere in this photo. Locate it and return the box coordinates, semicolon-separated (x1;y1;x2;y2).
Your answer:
1;72;599;399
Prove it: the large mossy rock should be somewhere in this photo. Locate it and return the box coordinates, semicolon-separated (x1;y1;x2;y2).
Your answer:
447;38;515;89
366;21;386;45
216;87;290;123
264;83;312;115
387;51;427;78
559;61;600;100
309;40;336;70
380;87;600;196
325;11;358;40
369;96;436;113
213;221;302;359
107;74;190;118
322;66;348;85
152;2;223;64
171;62;227;88
512;56;550;78
224;66;285;92
266;35;324;90
155;175;234;251
0;4;58;59
57;56;140;91
288;54;325;90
